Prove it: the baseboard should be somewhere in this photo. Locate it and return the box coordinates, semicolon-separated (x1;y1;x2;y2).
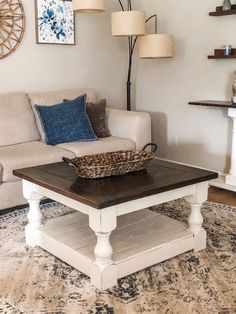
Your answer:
155;157;236;192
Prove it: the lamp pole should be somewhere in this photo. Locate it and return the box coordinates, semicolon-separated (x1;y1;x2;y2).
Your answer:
118;1;157;111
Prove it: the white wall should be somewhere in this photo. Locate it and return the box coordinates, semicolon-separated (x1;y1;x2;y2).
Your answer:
0;0;127;108
136;0;236;173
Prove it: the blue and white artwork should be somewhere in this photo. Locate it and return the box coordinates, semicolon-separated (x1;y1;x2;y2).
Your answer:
36;0;75;45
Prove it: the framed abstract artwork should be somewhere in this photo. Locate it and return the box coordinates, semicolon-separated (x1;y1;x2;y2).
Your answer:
35;0;75;45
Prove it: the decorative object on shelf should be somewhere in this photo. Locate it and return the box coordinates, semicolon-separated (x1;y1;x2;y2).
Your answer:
72;0;174;111
62;143;157;178
208;48;236;59
35;0;75;45
209;4;236;16
232;72;236;104
222;0;231;11
224;44;232;56
0;0;25;59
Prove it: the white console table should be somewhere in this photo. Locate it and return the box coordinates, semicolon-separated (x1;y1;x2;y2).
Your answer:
189;100;236;191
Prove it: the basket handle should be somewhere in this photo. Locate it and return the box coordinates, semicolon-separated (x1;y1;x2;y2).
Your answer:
142;143;157;153
62;157;76;167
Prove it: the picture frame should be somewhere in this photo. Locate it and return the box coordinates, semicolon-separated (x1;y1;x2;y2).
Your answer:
35;0;75;45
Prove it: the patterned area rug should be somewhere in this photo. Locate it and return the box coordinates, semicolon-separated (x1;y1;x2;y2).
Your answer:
0;200;235;314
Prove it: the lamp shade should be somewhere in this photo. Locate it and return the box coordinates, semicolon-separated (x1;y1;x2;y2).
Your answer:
72;0;105;12
139;34;174;59
112;11;146;36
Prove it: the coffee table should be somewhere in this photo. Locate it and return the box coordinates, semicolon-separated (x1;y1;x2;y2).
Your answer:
13;159;218;290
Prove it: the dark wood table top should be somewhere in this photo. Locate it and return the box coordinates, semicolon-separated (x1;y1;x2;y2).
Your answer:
13;159;218;209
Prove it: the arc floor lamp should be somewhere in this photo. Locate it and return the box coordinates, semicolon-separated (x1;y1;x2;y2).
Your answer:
72;0;174;111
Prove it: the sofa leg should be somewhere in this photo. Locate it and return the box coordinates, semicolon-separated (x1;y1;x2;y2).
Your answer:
23;180;43;247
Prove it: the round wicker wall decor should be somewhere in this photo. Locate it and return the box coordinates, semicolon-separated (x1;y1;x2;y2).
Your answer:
0;0;25;59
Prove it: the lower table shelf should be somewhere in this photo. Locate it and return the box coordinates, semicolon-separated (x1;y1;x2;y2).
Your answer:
36;209;193;281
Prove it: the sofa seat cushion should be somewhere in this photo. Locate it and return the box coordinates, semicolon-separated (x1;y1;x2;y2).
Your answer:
0;141;75;183
57;136;136;157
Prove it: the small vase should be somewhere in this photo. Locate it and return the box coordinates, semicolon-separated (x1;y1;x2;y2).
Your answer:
222;0;231;11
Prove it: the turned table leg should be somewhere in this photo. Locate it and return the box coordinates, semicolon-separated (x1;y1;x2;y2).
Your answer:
185;182;208;252
94;232;113;265
23;180;43;247
89;207;117;290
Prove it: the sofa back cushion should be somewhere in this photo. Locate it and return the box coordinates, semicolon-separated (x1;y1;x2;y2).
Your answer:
0;92;39;146
28;88;96;140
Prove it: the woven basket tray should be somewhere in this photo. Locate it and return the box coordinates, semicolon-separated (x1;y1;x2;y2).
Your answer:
62;143;157;179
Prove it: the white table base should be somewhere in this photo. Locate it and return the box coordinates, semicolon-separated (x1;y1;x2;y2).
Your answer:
22;179;208;290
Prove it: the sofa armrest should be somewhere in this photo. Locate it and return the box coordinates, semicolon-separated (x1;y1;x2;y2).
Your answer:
106;108;151;150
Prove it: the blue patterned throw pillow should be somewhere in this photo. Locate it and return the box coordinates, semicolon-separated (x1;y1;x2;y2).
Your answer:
34;94;97;145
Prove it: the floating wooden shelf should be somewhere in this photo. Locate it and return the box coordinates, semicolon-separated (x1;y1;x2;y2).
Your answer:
189;100;236;109
209;5;236;16
208;48;236;59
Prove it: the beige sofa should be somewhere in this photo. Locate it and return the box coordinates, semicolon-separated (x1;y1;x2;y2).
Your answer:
0;88;151;211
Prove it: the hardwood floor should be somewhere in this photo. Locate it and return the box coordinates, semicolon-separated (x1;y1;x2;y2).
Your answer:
208;186;236;206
